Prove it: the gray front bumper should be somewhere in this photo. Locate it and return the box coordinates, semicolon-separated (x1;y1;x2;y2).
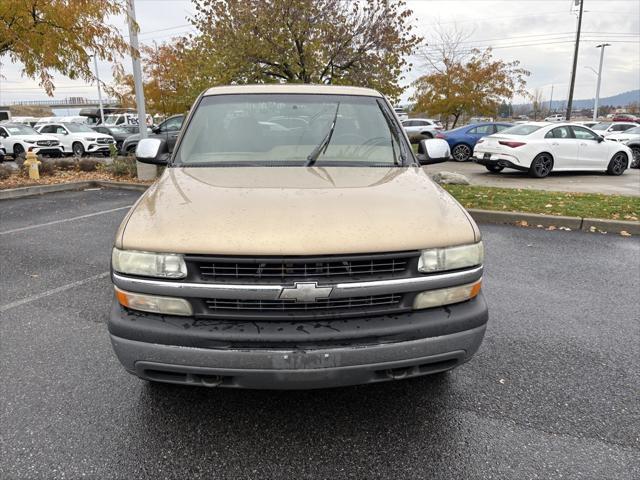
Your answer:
110;324;486;390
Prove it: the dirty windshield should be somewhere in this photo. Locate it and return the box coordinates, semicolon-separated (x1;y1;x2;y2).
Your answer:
174;94;407;166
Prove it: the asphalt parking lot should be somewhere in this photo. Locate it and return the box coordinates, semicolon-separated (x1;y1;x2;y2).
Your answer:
1;189;639;479
426;161;640;196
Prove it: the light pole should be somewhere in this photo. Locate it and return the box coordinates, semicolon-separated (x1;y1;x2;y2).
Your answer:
566;0;584;121
92;53;105;125
126;0;155;180
593;43;610;121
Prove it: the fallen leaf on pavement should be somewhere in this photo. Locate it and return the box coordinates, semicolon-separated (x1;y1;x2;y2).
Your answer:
620;231;632;237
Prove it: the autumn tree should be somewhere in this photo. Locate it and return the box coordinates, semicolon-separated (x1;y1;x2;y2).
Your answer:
412;25;529;128
0;0;129;95
143;38;222;116
106;37;216;116
189;0;421;101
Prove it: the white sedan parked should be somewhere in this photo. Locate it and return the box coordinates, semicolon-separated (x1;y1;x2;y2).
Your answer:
36;122;115;156
473;122;632;178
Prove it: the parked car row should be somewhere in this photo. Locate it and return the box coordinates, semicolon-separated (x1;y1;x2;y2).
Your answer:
0;113;188;160
403;117;639;173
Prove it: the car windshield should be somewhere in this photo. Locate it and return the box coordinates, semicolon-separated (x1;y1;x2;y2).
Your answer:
591;123;611;130
625;126;640;134
498;124;543;136
5;124;39;135
174;94;407;167
65;123;95;133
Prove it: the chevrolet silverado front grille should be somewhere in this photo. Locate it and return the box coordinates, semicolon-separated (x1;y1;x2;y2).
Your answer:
186;252;417;282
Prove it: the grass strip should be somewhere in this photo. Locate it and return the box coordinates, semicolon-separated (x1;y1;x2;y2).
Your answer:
443;185;640;221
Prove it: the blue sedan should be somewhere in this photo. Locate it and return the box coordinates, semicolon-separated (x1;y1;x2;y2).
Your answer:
436;122;513;161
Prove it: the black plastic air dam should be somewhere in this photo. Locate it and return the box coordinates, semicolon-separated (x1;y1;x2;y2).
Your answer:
108;293;488;350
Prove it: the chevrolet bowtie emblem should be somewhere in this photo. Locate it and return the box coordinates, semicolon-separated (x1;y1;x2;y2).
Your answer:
279;282;333;303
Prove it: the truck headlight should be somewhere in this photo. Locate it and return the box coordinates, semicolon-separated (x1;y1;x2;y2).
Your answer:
112;248;187;279
413;280;482;310
418;242;483;273
115;287;192;316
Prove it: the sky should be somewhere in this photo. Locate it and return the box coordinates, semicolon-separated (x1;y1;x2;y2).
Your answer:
0;0;638;107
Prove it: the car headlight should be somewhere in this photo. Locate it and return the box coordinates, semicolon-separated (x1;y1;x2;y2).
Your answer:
418;242;483;273
115;287;192;316
24;140;36;144
413;280;482;310
85;137;96;142
112;248;187;279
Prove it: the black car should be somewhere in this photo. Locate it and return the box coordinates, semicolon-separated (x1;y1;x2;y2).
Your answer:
120;115;184;155
91;125;142;152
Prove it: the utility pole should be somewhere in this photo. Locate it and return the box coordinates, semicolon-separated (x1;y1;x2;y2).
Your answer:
92;54;105;125
593;43;610;121
566;0;584;121
549;84;554;113
126;0;156;180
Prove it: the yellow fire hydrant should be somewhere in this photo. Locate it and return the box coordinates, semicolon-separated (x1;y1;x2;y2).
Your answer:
23;150;41;180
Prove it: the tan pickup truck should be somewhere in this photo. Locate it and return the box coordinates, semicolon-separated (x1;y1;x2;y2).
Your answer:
109;84;487;389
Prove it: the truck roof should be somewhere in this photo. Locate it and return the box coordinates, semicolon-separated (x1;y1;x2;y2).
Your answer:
203;84;383;97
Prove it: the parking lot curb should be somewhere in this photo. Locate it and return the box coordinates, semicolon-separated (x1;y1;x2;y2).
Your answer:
468;209;639;234
0;180;148;200
467;209;583;229
0;181;95;200
581;217;640;235
93;181;149;192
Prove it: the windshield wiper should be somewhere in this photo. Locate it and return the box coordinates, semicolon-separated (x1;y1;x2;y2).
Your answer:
305;102;340;167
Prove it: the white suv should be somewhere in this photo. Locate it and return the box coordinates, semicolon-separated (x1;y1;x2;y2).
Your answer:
402;118;443;142
544;114;565;122
37;122;115;156
0;123;63;158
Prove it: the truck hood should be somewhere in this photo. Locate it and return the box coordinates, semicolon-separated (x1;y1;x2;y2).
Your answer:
117;166;478;255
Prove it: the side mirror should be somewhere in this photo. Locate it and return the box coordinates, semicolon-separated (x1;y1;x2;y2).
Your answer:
152;126;161;134
597;136;605;143
416;138;450;165
136;138;170;165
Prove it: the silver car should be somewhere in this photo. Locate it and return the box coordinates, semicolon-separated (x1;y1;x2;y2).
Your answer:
402;118;443;142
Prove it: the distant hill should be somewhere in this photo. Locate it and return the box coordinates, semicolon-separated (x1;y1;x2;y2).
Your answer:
565;89;639;109
519;89;640;111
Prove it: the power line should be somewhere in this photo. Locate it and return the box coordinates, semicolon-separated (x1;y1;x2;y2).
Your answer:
420;38;637;55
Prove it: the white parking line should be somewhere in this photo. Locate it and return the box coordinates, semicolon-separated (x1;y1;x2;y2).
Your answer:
0;272;110;313
0;205;133;235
